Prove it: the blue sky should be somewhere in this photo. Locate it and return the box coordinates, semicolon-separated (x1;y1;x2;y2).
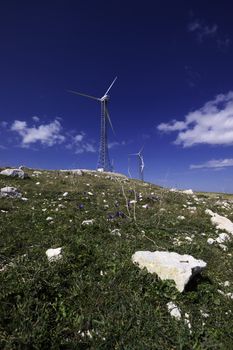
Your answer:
1;0;233;193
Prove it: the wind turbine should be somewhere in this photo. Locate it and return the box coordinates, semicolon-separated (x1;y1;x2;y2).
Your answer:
130;147;145;181
68;77;117;172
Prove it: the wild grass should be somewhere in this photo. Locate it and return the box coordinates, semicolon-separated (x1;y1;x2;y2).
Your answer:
0;169;233;349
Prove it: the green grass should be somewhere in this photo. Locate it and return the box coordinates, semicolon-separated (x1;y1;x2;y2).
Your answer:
0;169;233;349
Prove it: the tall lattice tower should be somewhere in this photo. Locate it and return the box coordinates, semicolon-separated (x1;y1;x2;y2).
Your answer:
97;97;112;171
68;77;117;172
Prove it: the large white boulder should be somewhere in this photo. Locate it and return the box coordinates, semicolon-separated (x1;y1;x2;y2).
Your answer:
205;209;233;235
0;186;22;198
132;250;207;292
0;168;28;179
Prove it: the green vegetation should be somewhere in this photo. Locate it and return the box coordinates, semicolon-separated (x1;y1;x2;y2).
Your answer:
0;169;233;349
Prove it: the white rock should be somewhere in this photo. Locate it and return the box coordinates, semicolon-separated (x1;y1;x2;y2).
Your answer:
0;186;22;198
21;197;28;201
170;188;178;192
177;216;185;220
63;192;68;197
87;191;93;196
182;189;193;195
207;238;215;245
36;182;40;185
223;281;230;287
200;310;209;318
110;229;121;237
226;293;233;299
0;168;28;179
46;216;53;221
219;244;228;251
167;302;181;320
132;250;207;292
216;232;230;244
130;200;137;204
82;219;95;226
142;204;149;209
46;247;62;261
205;209;233;235
60;169;83;175
188;206;196;211
184;313;192;332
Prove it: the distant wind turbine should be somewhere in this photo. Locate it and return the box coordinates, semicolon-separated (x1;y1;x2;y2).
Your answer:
68;77;117;172
130;147;145;181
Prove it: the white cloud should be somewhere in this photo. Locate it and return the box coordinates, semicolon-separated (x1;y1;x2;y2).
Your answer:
157;91;233;147
74;133;85;142
158;120;186;132
32;116;40;122
188;19;218;42
108;140;126;149
190;159;233;169
11;119;65;147
67;132;96;154
0;121;8;128
188;18;230;49
73;143;96;154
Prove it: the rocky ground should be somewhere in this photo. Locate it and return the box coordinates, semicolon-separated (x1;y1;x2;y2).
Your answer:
0;168;233;349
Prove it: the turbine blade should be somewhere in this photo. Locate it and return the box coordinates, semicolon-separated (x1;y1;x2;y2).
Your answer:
105;106;115;135
139;145;144;154
104;76;117;96
67;90;100;101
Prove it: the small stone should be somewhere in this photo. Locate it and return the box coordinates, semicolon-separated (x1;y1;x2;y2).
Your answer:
219;244;228;251
223;281;230;287
167;302;181;320
207;238;215;245
82;219;94;226
182;189;193;195
46;247;62;261
216;233;230;244
110;229;121;237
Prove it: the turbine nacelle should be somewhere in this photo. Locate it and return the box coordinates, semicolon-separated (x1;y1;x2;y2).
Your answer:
100;94;110;102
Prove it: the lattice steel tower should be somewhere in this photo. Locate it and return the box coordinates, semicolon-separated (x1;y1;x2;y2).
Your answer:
68;77;117;172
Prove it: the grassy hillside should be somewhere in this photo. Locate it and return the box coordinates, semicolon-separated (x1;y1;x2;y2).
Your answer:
0;168;233;349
